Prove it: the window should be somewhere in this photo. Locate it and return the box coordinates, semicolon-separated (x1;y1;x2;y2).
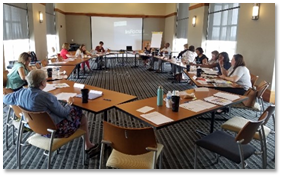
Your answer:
176;3;189;39
46;3;58;57
3;3;30;68
206;3;240;58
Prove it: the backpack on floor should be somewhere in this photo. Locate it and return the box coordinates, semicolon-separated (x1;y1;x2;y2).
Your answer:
30;51;38;63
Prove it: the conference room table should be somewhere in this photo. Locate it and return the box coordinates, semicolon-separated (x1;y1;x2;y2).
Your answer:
48;57;92;79
116;88;247;133
41;65;76;81
47;79;137;120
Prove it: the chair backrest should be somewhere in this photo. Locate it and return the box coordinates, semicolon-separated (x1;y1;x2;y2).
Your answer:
19;107;57;135
3;70;9;87
250;74;259;87
103;121;157;155
11;105;22;119
256;81;270;99
242;88;258;107
50;58;56;63
235;120;264;144
258;104;275;125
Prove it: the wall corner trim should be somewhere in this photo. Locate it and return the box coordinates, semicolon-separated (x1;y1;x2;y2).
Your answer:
189;3;209;10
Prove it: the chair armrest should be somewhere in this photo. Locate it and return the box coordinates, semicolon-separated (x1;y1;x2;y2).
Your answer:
101;140;112;146
47;128;56;133
146;147;158;152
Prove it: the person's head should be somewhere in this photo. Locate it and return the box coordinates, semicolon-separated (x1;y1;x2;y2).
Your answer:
99;41;104;46
62;43;69;50
26;70;47;89
18;52;31;66
188;45;195;52
196;47;204;55
79;44;86;52
184;44;189;49
232;54;245;68
146;43;150;47
211;50;219;60
218;52;230;64
165;43;170;48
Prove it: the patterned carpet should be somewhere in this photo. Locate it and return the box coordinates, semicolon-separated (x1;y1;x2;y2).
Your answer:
2;58;275;169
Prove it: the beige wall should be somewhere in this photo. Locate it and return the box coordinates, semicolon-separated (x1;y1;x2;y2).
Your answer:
165;3;176;14
143;18;165;42
60;3;166;16
236;3;275;90
56;12;67;52
187;5;209;48
164;16;176;48
30;4;48;60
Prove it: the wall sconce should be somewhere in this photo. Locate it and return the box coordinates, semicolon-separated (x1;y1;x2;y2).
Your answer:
39;11;43;23
192;16;196;27
252;3;260;20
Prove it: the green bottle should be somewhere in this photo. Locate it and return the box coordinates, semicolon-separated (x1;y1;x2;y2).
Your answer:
157;86;163;106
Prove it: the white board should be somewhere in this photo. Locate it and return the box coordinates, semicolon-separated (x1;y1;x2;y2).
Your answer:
150;32;163;48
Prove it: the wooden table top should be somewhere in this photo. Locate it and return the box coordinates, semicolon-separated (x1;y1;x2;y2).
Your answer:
44;65;75;81
116;88;247;128
49;57;92;66
47;80;137;113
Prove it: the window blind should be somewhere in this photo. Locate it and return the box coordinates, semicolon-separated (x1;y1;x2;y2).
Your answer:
3;3;29;40
46;3;56;35
176;3;189;39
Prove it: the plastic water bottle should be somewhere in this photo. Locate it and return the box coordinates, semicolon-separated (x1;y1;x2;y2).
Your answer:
166;91;172;108
157;86;163;106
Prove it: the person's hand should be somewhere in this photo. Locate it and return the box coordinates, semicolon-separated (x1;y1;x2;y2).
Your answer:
35;63;41;69
190;62;195;66
218;59;223;65
67;97;74;105
219;75;225;79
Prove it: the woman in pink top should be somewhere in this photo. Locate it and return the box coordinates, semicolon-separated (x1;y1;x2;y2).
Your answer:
60;43;74;59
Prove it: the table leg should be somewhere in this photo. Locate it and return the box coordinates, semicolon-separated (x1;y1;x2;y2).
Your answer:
77;64;80;79
210;111;215;133
131;53;138;68
103;111;107;121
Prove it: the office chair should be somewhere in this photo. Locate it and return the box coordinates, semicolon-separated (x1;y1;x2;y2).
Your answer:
221;105;275;168
17;107;86;169
194;119;264;169
99;121;164;169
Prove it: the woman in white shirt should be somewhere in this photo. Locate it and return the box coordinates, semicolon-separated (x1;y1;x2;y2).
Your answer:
219;54;252;95
75;44;92;72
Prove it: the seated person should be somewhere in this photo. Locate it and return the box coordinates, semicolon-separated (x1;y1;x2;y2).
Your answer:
140;43;152;66
215;54;251;114
6;52;33;91
156;43;172;73
218;54;252;95
193;50;219;69
75;44;92;72
94;41;106;69
193;47;208;65
172;45;196;75
60;43;75;59
3;70;100;157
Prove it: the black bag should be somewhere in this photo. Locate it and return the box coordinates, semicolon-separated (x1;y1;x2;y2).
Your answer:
30;51;38;63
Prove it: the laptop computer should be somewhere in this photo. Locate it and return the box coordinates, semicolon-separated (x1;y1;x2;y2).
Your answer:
126;46;132;51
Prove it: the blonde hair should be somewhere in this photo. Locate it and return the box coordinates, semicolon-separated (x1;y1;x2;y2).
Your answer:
18;52;31;64
62;43;69;50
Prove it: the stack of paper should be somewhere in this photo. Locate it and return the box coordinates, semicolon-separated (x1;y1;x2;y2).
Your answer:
74;83;85;89
179;100;216;112
43;84;56;92
214;92;240;101
55;92;77;101
53;83;69;88
140;111;173;125
136;106;154;113
204;96;232;106
89;90;103;99
202;68;218;75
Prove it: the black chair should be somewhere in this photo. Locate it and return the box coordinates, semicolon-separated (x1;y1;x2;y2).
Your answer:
194;120;264;169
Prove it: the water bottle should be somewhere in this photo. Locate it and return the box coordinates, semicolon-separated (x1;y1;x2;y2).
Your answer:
157;86;163;106
166;91;172;108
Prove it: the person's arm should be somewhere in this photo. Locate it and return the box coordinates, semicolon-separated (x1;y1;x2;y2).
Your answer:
18;67;27;80
195;63;217;68
3;91;20;105
219;74;239;82
46;94;72;118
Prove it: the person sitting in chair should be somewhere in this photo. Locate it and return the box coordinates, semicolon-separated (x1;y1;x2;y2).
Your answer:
3;70;100;158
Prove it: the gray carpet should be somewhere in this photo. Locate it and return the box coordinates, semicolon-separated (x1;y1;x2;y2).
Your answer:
3;58;275;169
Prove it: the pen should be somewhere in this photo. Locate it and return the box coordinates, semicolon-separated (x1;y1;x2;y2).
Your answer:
103;98;111;101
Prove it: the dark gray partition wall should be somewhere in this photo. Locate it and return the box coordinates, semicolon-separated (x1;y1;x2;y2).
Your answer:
65;15;92;50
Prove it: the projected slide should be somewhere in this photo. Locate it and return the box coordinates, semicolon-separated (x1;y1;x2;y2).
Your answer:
91;17;142;50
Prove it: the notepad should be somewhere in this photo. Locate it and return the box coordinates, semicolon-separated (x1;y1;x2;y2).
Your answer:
136;106;154;113
55;92;77;101
43;83;56;92
214;92;240;101
204;96;232;106
53;83;69;88
140;111;173;125
180;100;216;112
73;83;85;89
